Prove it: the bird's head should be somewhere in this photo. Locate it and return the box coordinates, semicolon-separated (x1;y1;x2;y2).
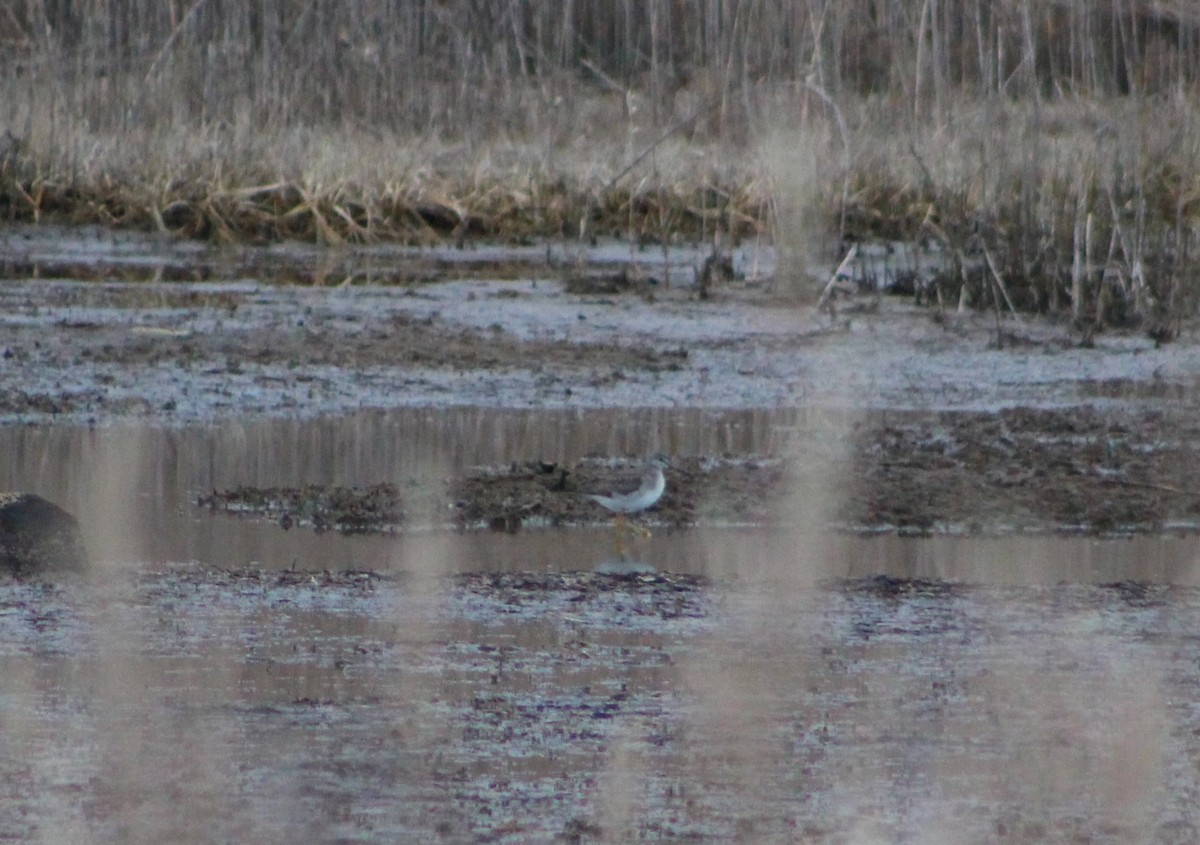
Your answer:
646;453;672;471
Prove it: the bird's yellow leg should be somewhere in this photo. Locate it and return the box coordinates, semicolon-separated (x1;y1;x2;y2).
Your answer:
613;513;628;558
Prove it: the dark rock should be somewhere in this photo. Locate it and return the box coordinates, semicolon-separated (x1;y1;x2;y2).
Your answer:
0;493;88;575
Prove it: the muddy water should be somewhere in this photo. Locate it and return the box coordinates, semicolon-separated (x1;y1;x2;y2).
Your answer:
3;410;1200;842
2;407;807;569
5;408;1199;581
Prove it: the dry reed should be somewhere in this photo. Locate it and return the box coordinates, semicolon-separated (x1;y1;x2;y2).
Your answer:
2;1;1200;325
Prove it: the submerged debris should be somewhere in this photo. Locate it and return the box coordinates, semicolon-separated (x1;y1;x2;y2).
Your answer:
455;569;708;593
563;265;656;295
139;566;390;592
839;574;962;599
129;567;393;611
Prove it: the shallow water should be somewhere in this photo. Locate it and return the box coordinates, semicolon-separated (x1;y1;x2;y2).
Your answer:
0;224;766;284
5;408;1199;581
2;409;1199;842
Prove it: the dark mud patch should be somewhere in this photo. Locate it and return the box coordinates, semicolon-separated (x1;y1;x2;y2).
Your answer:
455;570;710;622
133;565;706;606
197;483;404;533
850;405;1200;535
52;299;679;375
839;573;964;600
15;283;247;313
140;565;391;587
563;266;663;295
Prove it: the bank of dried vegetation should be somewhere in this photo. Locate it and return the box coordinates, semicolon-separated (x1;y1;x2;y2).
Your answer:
2;2;1200;328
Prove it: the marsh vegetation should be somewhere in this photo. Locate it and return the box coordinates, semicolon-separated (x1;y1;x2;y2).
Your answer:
2;2;1200;329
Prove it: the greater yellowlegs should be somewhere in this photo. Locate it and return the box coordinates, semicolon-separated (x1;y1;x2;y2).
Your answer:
584;454;670;556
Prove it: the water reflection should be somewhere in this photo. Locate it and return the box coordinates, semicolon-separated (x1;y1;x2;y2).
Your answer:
1;407;1199;583
2;406;801;490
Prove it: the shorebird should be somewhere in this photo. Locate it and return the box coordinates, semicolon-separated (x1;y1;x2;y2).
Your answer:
584;453;671;556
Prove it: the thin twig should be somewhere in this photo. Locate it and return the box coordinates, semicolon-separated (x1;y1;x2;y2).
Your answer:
981;242;1023;323
601;95;721;195
130;0;214;125
816;244;859;309
142;0;214;88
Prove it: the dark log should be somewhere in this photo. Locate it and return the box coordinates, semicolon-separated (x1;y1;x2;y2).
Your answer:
0;493;88;575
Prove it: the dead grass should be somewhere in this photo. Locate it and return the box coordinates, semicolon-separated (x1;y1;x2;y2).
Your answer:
3;2;1200;327
826;95;1200;329
0;119;762;246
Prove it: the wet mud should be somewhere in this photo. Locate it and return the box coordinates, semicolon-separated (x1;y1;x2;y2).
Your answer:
196;405;1200;538
197;483;405;534
3;566;1199;842
850;404;1200;535
5;227;1200;841
9;226;1200;424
